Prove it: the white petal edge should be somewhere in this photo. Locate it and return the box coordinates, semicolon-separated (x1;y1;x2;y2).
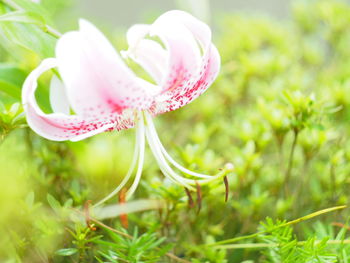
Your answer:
22;58;115;141
49;74;70;114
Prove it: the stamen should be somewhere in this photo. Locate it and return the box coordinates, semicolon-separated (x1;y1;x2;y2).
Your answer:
145;125;196;190
145;112;212;179
119;188;129;228
224;176;229;202
195;181;202;214
184;187;195;208
126;120;146;198
93;116;145;208
144;112;233;187
84;200;97;231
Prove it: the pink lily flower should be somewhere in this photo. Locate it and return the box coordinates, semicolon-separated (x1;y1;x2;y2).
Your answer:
22;10;232;205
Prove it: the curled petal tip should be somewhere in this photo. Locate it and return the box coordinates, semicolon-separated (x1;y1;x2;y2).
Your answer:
127;24;150;47
78;18;92;30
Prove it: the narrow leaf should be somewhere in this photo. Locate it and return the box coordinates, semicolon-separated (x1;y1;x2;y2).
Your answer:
0;10;44;26
55;248;78;256
47;194;61;211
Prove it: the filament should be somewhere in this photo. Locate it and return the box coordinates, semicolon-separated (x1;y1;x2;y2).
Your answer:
145;112;212;179
93;118;145;207
126;120;146;198
144;112;230;188
145;126;196;190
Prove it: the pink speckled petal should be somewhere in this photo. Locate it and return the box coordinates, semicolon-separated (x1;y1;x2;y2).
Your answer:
56;19;154;118
150;10;221;114
164;44;221;112
159;10;212;50
150;12;202;94
22;58;118;141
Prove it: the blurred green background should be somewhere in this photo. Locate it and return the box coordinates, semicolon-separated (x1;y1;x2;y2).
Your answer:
1;0;350;262
73;0;292;26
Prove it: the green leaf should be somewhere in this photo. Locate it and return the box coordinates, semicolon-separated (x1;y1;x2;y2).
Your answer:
47;194;61;211
0;101;5;112
0;21;56;57
55;248;78;256
0;3;56;57
0;64;26;100
25;191;35;207
0;10;45;26
0;80;21;100
6;0;53;24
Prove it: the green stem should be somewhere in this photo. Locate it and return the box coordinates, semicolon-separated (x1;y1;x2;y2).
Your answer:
275;133;285;173
0;130;8;144
1;0;62;38
283;129;299;196
206;205;346;247
292;157;311;214
213;239;350;250
330;164;336;200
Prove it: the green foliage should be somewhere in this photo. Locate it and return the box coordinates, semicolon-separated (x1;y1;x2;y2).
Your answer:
0;102;25;138
96;228;170;263
0;10;45;26
0;63;26;100
258;218;337;263
0;1;57;58
1;0;350;262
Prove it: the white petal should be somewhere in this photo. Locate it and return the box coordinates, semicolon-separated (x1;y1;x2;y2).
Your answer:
149;10;220;113
22;58;118;141
126;24;150;47
127;39;167;84
56;19;153;118
49;75;70;114
150;13;202;90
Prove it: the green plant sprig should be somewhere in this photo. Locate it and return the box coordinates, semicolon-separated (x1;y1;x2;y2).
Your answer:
206;205;346;247
213;240;350;250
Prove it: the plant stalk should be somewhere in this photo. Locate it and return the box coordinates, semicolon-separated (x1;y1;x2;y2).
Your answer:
207;205;346;247
213;239;350;250
283;129;299;196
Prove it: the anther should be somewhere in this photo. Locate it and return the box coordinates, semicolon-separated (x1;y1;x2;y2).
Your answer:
224;163;234;172
184;187;195;208
195;181;202;214
84;200;97;231
224;176;229;202
119;188;129;228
